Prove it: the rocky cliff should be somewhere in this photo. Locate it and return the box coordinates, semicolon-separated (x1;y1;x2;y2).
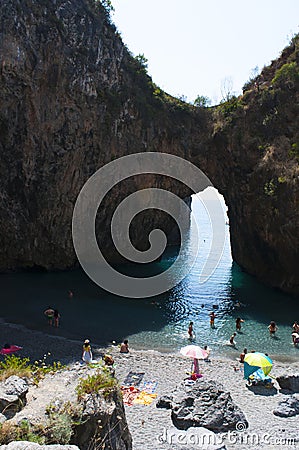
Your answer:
0;367;132;449
0;0;298;294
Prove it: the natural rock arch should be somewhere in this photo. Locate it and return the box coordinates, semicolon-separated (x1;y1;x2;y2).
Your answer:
0;0;298;295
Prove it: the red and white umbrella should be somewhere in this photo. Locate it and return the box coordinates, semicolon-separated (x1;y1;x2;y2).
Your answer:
180;345;208;360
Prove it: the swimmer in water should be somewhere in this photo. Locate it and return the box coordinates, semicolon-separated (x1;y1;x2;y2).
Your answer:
229;332;237;346
209;312;216;328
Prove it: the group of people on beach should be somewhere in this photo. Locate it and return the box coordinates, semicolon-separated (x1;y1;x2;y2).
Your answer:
43;307;60;327
81;338;130;365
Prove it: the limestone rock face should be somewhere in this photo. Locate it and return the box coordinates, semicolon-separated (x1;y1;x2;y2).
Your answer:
0;0;206;271
0;0;298;295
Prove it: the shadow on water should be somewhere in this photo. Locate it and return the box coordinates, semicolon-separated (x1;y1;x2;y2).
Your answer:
0;257;187;346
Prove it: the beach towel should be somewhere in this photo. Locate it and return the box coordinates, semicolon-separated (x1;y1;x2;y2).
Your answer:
0;345;22;355
140;380;158;394
123;371;145;387
121;386;140;406
133;391;157;405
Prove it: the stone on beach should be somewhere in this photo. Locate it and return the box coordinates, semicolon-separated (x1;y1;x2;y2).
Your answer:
273;394;299;417
158;379;248;432
276;374;299;392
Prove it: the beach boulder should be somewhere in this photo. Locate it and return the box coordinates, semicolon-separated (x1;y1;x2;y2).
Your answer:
0;376;28;416
156;395;173;409
159;379;248;432
276;374;299;392
273;394;299;417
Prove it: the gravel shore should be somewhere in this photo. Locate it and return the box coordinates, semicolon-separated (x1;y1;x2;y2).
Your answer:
1;319;298;450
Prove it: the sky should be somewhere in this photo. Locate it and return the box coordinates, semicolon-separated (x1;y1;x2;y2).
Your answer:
111;0;299;104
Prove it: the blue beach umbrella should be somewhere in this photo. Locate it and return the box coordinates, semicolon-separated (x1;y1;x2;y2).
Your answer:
243;352;273;380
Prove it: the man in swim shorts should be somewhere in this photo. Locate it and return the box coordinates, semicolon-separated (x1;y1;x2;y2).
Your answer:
44;307;54;326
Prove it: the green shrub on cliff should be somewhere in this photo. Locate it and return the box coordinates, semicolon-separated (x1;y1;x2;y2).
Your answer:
272;62;299;86
0;354;64;383
76;367;117;400
289;143;299;162
194;95;211;108
0;420;45;445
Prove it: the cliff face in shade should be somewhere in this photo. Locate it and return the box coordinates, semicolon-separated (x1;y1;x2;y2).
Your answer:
0;0;298;294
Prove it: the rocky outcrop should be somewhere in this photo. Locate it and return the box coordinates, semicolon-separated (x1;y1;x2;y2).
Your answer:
276;374;299;392
157;379;248;432
1;365;132;450
0;0;298;294
0;375;29;417
273;394;299;417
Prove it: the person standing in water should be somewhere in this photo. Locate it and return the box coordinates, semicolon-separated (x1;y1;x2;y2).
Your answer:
44;307;54;326
209;312;216;328
230;332;237;346
268;321;278;336
54;310;60;328
82;339;93;364
188;322;194;339
236;317;244;331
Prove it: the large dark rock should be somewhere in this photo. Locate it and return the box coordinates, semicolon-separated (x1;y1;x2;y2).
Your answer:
156;394;173;409
158;379;248;432
273;394;299;417
276;374;299;392
73;388;132;450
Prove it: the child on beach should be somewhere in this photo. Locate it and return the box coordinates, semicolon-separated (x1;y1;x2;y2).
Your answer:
82;339;92;364
203;345;211;362
236;317;244;331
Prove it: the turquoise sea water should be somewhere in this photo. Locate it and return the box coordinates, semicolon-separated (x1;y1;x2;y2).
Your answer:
1;190;298;361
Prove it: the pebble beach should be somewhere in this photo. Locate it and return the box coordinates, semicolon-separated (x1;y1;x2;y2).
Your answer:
0;319;298;450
